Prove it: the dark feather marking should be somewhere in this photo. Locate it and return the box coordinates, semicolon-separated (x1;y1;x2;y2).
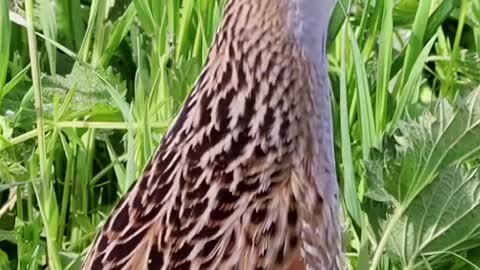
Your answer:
198;103;213;130
200;257;215;270
137;204;161;224
186;180;209;200
251;208;267;224
98;235;108;250
174;222;196;237
110;205;129;232
173;261;191;270
220;171;234;184
287;208;298;226
289;235;299;248
264;222;277;237
237;86;256;128
194;224;220;240
216;188;240;204
254;145;268;159
107;229;146;261
172;242;194;261
236;178;260;193
91;257;104;269
201;237;220;257
152;179;174;205
275;243;285;264
187;164;203;179
210;206;236;221
191;199;209;218
220;129;251;162
218;63;233;92
147;245;164;270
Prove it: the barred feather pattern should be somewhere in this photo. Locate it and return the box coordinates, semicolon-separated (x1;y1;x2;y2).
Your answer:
82;0;343;269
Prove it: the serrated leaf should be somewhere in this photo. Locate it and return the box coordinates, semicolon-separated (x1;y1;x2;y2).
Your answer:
388;165;480;267
368;89;480;268
41;65;125;120
386;90;480;204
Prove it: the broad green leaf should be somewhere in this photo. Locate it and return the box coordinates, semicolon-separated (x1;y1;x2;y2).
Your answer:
388;165;480;268
373;90;480;204
368;90;480;268
40;65;125;121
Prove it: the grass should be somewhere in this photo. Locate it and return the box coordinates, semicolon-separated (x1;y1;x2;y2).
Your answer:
1;0;480;269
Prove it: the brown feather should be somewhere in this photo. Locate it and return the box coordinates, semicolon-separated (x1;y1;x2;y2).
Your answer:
82;0;343;269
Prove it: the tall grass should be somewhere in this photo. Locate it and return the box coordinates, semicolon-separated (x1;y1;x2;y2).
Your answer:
1;0;480;269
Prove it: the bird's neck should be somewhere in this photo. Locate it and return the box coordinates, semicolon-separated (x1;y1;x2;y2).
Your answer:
287;0;336;70
288;0;339;200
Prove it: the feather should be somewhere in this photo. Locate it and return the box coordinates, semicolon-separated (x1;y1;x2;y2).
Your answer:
82;0;343;269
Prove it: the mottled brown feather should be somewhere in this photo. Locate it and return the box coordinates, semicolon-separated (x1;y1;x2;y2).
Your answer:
82;0;343;269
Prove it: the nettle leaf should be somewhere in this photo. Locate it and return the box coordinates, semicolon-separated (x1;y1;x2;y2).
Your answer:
41;65;126;120
456;50;480;88
367;89;480;268
386;90;480;204
365;146;396;203
389;165;480;267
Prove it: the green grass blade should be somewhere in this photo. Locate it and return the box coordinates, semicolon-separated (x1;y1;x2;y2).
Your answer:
340;26;362;226
348;24;376;158
375;0;393;138
39;0;57;74
24;0;62;267
390;35;437;130
0;0;11;103
398;0;432;93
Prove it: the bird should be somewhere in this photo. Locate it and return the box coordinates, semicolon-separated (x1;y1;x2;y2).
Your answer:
82;0;343;269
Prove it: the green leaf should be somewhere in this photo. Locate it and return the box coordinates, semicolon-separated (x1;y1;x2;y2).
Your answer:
383;90;480;203
368;89;480;269
0;248;10;269
41;65;125;120
389;165;480;268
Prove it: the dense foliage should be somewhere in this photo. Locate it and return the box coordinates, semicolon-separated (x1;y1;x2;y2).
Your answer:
0;0;480;269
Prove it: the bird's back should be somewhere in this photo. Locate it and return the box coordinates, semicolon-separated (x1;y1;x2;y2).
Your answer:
82;0;342;269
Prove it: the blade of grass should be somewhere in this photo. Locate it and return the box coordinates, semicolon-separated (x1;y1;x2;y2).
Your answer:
100;3;137;67
375;0;393;138
57;133;74;249
39;0;57;74
440;0;468;98
348;24;376;159
390;35;437;130
78;0;102;62
340;25;362;226
133;0;156;35
397;0;432;93
58;0;85;50
0;0;11;105
391;0;459;79
24;0;62;268
176;0;195;61
327;0;350;49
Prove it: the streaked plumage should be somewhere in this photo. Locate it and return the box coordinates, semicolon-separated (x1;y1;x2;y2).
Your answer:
82;0;343;269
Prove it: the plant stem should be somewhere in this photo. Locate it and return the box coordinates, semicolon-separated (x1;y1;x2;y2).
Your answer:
24;0;62;268
370;206;406;270
441;0;468;97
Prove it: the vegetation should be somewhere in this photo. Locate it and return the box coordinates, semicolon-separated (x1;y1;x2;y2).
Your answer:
0;0;479;269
